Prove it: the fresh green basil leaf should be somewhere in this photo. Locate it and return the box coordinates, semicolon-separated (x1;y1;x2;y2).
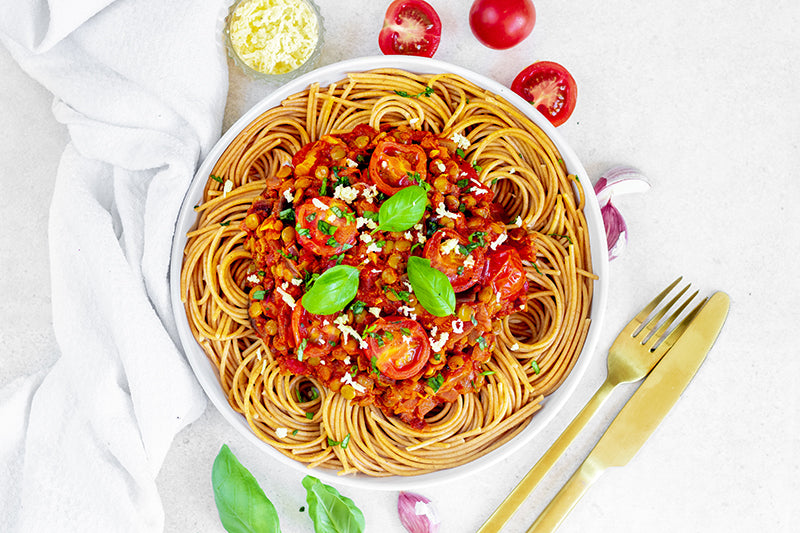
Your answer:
406;256;455;317
301;265;360;315
302;476;365;533
378;185;428;232
212;444;281;533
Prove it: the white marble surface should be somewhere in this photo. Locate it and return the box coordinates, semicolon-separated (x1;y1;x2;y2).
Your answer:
2;0;799;531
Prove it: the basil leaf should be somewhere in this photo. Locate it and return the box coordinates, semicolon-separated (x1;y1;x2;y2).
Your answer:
302;476;365;533
301;265;360;315
378;185;428;232
212;444;281;533
407;256;455;317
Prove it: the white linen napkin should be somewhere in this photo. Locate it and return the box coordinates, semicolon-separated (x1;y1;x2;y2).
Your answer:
0;0;229;530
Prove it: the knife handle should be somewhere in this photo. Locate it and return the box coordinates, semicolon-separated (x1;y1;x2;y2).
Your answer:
526;457;605;533
477;380;614;533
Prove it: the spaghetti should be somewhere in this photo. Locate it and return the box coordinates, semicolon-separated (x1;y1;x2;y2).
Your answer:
180;69;595;476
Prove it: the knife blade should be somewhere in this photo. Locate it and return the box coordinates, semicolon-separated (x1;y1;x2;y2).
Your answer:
527;291;730;533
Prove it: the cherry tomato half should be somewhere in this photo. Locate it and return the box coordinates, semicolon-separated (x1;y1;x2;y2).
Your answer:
292;136;349;177
295;197;358;256
367;316;430;379
511;61;577;127
423;228;486;292
378;0;442;57
483;245;527;301
469;0;536;50
369;140;428;195
291;302;340;359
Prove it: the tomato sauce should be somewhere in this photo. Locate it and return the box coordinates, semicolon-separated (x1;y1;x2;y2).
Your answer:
242;124;537;428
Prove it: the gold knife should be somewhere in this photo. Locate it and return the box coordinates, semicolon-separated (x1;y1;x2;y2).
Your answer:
527;291;730;533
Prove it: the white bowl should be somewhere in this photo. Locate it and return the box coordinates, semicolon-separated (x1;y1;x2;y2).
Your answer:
169;55;609;490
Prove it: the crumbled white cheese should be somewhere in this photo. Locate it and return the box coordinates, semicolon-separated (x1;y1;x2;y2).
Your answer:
435;202;459;219
357;216;377;230
281;281;289;290
508;168;516;174
368;307;382;318
404;231;414;240
343;356;351;365
417;232;427;244
223;179;234;198
290;278;303;286
398;305;417;320
275;286;296;309
440;238;460;256
312;197;328;210
275;427;288;439
510;343;520;351
360;233;373;244
366;242;383;254
430;326;438;337
362;184;379;203
430;331;450;352
333;184;359;203
451;132;471;151
340;371;367;393
409;117;419;125
490;233;508;250
327;213;337;223
413;223;424;231
463;255;475;268
247;274;260;284
333;315;368;349
514;215;523;227
435;161;446;173
283;188;294;203
452;319;464;334
345;158;359;168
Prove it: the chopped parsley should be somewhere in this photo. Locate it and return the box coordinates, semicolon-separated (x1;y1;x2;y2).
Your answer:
320;176;328;196
456;148;466;158
400;327;411;337
318;219;337;236
296;339;308;361
456;178;470;188
370;355;380;374
477;336;487;350
210;175;223;183
531;361;541;374
219;221;230;227
251;290;266;300
305;212;317;222
394;86;434;98
350;300;366;314
428;373;444;392
363;210;379;221
296;226;311;238
279;208;295;224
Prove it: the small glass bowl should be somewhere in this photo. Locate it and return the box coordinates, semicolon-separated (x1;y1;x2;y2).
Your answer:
224;0;325;83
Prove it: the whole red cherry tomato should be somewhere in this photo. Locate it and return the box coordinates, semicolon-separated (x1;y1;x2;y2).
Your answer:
378;0;442;57
469;0;536;50
511;61;577;127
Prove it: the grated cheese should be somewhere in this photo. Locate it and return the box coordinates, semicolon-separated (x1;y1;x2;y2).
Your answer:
228;0;319;75
440;238;460;256
275;427;288;439
283;188;294;203
247;274;260;283
333;184;359;203
275;286;296;309
450;132;471;151
490;233;508;250
312;197;328;210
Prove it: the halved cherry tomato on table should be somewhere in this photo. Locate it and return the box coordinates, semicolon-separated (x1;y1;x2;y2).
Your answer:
369;140;427;194
511;61;577;127
378;0;442;58
291;302;340;359
469;0;536;50
483;245;527;300
366;316;430;379
295;197;358;256
423;228;486;292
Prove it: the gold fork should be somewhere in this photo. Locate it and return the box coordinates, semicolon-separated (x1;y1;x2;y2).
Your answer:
477;278;704;532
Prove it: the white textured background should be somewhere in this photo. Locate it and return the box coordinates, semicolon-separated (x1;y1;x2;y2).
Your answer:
2;0;798;531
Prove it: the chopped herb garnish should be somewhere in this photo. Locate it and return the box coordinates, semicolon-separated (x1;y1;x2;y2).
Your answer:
251;290;266;300
456;148;466;158
279;208;295;223
532;262;543;275
341;433;351;449
305;412;314;419
383;331;394;341
305;212;317;222
292;429;299;435
400;327;411;337
458;203;467;213
386;287;410;301
356;154;365;163
219;221;230;226
491;177;499;185
297;226;311;238
456;178;469;188
370;356;380;374
297;339;308;361
479;370;496;376
434;353;441;361
549;233;573;244
304;270;320;288
318;219;337;236
327;437;340;447
299;506;305;512
394;86;434;98
351;300;366;314
210;175;223;184
457;266;465;275
410;242;423;253
325;236;339;247
428;374;444;392
279;250;298;261
531;360;541;374
332;253;345;265
320;176;328;196
363;210;379;221
477;336;487;350
472;163;483;172
469;231;486;245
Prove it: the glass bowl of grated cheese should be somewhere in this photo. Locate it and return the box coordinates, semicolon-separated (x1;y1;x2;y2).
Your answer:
225;0;324;82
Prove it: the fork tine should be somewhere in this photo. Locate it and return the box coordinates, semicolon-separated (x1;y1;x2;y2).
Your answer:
630;277;682;332
649;296;708;353
645;290;699;347
637;283;692;340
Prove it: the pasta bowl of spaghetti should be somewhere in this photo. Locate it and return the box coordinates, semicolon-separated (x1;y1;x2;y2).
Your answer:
171;56;609;489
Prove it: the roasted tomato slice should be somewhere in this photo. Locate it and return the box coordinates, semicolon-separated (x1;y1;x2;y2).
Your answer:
423;228;486;292
291;302;340;359
511;61;577;127
295;197;357;256
378;0;442;58
369;141;427;195
367;317;430;380
483;245;527;300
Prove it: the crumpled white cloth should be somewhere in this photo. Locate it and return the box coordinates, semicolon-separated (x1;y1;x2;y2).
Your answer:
0;0;229;530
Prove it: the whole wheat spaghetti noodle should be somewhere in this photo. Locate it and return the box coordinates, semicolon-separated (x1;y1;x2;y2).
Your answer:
180;69;595;476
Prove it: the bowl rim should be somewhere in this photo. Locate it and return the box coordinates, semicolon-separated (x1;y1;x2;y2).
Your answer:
169;55;609;490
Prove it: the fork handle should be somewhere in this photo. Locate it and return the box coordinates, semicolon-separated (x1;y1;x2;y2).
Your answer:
526;456;605;533
476;379;614;533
